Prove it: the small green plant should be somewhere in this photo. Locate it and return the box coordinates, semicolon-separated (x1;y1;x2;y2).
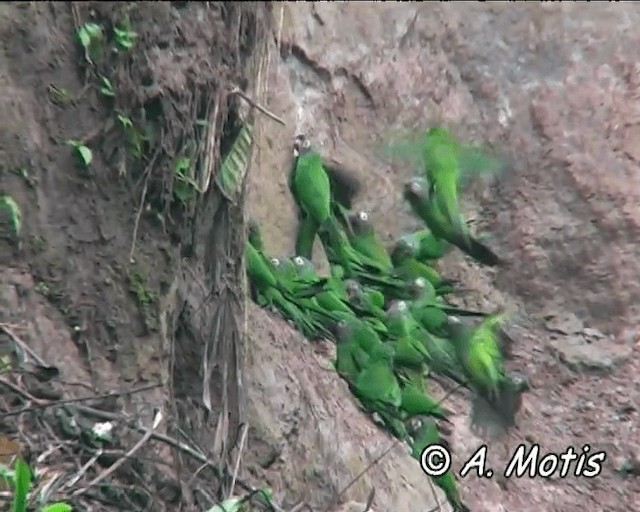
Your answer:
116;113;145;159
0;195;22;238
207;488;274;512
128;269;156;308
113;24;137;51
98;76;115;97
47;84;74;107
0;458;73;512
12;167;37;188
76;22;103;65
35;281;51;297
67;140;93;168
172;155;198;205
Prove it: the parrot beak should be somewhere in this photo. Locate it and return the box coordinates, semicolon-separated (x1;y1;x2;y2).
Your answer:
293;147;300;158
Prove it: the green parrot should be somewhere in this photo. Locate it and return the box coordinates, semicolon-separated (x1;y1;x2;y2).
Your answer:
245;240;278;293
289;135;361;227
404;177;504;267
384;300;422;338
446;313;526;429
385;300;432;368
347;210;394;271
393;229;451;262
337;316;385;355
399;381;452;422
408;278;487;332
422;127;468;242
353;343;408;439
290;135;332;259
470;369;530;440
269;256;298;285
334;318;371;385
410;419;469;512
354;343;401;409
390;239;454;293
245;241;325;337
344;279;386;320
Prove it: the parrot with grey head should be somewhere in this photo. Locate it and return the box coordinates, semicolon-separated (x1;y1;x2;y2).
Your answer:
290;134;331;259
404;176;505;267
393;229;451;262
291;134;362;258
347;210;394;271
390;235;457;294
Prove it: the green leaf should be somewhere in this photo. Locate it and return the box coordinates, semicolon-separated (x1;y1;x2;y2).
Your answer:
99;77;115;97
77;28;90;48
207;497;243;512
0;195;22;237
11;458;31;512
217;123;253;203
41;502;73;512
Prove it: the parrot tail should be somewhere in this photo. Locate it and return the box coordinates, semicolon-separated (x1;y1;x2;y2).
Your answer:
470;378;528;440
295;215;320;259
466;236;506;267
438;305;489;317
449;231;506;267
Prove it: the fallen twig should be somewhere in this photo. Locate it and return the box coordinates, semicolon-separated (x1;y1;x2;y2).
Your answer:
0;323;48;367
228;86;286;126
227;422;248;499
61;448;103;491
324;439;399;512
72;409;163;497
0;382;162;419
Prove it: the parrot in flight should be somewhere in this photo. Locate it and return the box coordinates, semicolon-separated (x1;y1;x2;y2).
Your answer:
422;127;469;243
404;177;505;267
445;313;528;437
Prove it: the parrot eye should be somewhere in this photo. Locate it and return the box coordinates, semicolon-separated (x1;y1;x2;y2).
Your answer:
358;211;368;222
270;257;280;266
338;319;347;328
302;138;311;149
414;277;425;288
293;256;305;266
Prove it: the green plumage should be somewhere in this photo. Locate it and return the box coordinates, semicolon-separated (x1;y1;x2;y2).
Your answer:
404;177;504;267
411;419;469;512
245;129;526;509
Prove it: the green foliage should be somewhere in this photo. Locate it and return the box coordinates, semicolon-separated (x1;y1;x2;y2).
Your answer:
67;140;93;168
1;458;73;512
0;195;22;237
217;123;254;202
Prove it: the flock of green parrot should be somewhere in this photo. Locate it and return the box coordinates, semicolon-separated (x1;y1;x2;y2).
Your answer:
245;127;529;512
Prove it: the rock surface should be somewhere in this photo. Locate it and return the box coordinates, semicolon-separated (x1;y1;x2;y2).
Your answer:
247;3;640;511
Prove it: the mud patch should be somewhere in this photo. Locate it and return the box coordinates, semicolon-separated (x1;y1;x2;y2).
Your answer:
0;2;271;510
